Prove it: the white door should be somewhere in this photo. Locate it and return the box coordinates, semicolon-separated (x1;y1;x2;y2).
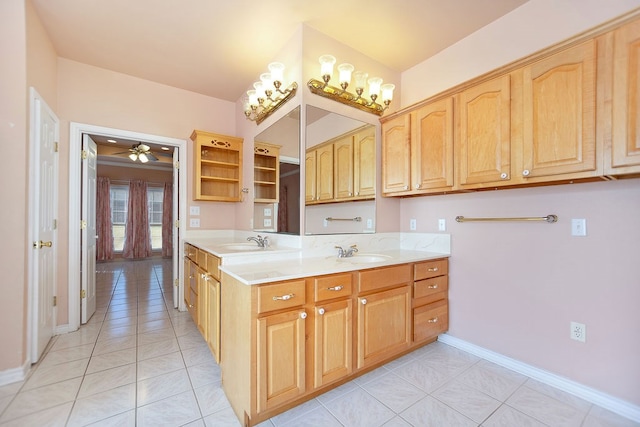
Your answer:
30;89;59;363
81;134;97;323
172;148;180;308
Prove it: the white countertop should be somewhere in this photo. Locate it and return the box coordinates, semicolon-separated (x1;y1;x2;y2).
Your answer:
219;249;447;285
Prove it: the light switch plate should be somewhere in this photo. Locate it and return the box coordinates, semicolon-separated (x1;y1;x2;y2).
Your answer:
189;206;200;216
571;218;586;236
189;218;200;228
264;218;272;227
264;208;272;216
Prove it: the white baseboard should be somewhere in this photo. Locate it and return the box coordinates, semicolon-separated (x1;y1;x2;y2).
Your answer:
437;334;640;423
54;324;74;335
0;359;30;387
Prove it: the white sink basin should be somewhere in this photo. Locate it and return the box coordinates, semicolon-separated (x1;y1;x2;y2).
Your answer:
219;243;265;251
337;254;392;264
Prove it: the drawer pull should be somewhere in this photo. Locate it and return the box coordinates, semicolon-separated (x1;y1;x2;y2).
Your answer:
272;293;294;301
318;308;325;315
427;267;439;272
427;317;439;323
327;285;343;291
188;304;194;308
427;284;439;289
361;298;367;305
300;312;307;319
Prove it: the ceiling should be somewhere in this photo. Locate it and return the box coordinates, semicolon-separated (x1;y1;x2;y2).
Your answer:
31;0;529;102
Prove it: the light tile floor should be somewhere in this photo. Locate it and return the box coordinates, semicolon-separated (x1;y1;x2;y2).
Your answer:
0;259;637;427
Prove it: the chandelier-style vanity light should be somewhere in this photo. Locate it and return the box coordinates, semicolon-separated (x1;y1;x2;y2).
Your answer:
307;55;395;116
244;62;298;125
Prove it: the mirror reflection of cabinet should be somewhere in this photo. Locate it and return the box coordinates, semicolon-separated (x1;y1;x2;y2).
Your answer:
254;142;281;203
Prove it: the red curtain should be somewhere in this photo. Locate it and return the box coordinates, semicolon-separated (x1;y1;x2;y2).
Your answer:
122;180;151;259
96;177;114;260
162;182;173;257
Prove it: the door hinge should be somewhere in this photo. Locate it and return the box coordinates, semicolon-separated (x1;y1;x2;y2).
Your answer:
81;150;88;160
81;220;87;229
174;278;179;287
53;219;57;230
81;289;86;299
174;160;179;170
54;142;59;153
175;220;180;228
53;296;57;307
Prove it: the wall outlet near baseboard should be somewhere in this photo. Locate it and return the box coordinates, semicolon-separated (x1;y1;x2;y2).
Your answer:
570;321;586;342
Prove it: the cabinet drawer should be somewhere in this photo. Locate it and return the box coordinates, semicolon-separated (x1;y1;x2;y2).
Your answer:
206;253;221;280
257;280;306;314
413;299;448;343
314;273;353;302
414;259;448;280
359;264;412;294
414;276;448;306
185;243;197;260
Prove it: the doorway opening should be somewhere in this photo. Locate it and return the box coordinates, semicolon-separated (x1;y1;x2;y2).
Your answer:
68;123;187;332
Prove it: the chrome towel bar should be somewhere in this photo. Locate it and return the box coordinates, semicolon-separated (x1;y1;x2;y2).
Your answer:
455;214;558;223
325;216;362;222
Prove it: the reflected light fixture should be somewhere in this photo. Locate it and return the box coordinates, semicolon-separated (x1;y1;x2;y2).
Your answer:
244;62;298;125
307;55;395;116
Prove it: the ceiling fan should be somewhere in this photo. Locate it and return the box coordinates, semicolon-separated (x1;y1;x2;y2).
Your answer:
116;143;159;163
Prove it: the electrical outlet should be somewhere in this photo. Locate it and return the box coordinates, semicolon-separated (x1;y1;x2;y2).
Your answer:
189;206;200;216
264;208;272;217
189;218;200;228
571;218;587;236
410;219;417;231
366;218;373;228
263;218;272;227
438;219;446;231
570;321;586;342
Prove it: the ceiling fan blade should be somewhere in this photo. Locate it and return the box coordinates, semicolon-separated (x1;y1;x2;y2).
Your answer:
146;152;159;161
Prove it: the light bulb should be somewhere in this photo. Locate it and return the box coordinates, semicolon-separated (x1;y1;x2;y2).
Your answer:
128;153;137;161
268;62;285;84
139;153;148;163
319;55;336;81
368;77;383;100
381;83;395;103
337;63;354;89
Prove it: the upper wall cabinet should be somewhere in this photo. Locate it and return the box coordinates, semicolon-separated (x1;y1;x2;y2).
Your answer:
382;98;454;196
457;74;512;188
382;14;640;198
606;19;640;175
191;130;243;202
518;40;599;182
254;142;281;203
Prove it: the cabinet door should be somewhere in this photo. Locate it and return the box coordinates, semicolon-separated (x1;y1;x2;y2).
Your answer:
354;127;376;198
305;150;317;203
382;114;411;194
257;310;306;412
459;75;512;186
521;40;597;180
184;257;198;322
608;19;640;174
197;267;207;335
313;299;353;388
412;98;454;192
357;286;411;369
334;137;354;200
206;277;221;363
316;144;334;202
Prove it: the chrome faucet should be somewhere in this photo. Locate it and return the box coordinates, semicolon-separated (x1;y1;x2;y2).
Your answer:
247;235;269;248
335;244;358;258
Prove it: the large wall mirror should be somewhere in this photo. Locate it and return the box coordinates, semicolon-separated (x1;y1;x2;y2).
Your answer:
305;105;376;235
253;106;301;235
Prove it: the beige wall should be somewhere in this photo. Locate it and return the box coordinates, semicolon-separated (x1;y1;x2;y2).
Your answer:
0;0;28;372
397;0;640;406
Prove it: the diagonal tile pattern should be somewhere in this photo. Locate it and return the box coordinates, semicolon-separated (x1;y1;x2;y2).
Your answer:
0;258;637;426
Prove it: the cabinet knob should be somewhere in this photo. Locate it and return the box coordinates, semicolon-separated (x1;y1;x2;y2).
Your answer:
318;308;325;315
427;317;439;323
272;293;294;301
348;192;352;196
427;267;438;272
500;172;508;180
427;284;439;289
355;191;359;196
403;185;408;190
361;298;367;305
327;285;343;291
415;184;421;189
300;312;307;319
522;169;530;177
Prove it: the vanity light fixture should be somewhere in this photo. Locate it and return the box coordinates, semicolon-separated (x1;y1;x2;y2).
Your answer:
307;54;395;116
244;62;298;125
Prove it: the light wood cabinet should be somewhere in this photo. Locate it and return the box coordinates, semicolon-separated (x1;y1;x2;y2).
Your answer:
458;74;512;187
191;130;243;202
184;257;198;324
257;308;306;412
413;259;449;343
519;40;599;182
382;98;454;195
254;142;281;203
306;126;376;204
304;150;316;203
606;19;640;175
205;274;221;363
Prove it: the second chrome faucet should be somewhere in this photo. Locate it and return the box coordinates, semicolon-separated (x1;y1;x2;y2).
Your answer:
247;235;269;248
335;244;358;258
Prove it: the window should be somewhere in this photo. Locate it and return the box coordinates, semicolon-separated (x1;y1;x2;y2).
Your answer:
109;185;164;252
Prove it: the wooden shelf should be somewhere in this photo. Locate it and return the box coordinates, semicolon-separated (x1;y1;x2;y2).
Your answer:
254;142;281;203
191;130;243;202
